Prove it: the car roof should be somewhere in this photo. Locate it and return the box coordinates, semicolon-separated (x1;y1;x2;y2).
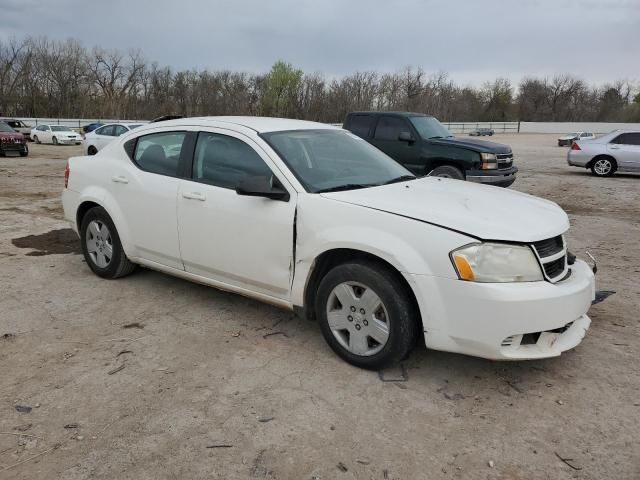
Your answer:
348;111;432;118
136;116;340;134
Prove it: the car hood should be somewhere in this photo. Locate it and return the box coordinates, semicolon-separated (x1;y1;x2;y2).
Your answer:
0;132;24;141
320;177;569;242
559;134;577;140
428;136;511;154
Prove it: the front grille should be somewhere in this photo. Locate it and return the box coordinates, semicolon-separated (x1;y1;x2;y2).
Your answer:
532;235;564;257
497;153;513;169
544;257;566;279
531;234;568;283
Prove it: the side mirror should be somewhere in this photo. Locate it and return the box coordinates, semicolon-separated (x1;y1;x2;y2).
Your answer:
398;131;414;143
236;175;290;202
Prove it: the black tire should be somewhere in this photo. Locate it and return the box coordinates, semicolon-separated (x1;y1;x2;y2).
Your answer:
20;150;28;157
590;156;616;177
429;165;465;180
87;145;98;156
315;261;418;370
52;137;58;145
80;206;137;279
33;135;40;144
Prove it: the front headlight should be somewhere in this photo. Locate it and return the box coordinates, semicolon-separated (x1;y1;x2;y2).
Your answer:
480;152;497;170
450;242;543;282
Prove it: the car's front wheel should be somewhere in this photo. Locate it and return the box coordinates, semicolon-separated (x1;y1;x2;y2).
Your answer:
80;206;137;279
52;137;58;145
429;165;465;180
33;135;40;144
87;145;97;155
315;261;418;370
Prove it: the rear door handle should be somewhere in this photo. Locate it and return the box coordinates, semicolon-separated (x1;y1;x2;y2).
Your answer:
182;191;206;201
111;175;129;184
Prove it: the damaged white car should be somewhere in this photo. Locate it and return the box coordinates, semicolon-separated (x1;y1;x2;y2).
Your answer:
62;117;596;369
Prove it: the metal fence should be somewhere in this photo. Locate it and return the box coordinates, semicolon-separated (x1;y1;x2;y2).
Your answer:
442;122;520;134
14;117;145;129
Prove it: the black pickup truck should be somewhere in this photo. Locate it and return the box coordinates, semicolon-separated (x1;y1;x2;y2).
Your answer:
343;111;517;187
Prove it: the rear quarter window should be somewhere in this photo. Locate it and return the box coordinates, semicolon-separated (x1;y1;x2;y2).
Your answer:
132;131;187;177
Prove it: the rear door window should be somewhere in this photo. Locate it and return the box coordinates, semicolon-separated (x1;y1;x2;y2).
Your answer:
134;131;187;177
374;116;407;141
348;115;374;138
113;125;129;136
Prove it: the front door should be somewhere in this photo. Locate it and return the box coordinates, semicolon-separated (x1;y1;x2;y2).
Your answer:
177;130;296;300
369;116;422;173
609;132;640;172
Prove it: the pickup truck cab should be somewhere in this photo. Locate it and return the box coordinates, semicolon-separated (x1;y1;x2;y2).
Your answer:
344;112;517;187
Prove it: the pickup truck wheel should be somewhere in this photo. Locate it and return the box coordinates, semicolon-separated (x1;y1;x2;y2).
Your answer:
590;157;616;177
315;261;417;370
80;206;137;279
429;165;464;180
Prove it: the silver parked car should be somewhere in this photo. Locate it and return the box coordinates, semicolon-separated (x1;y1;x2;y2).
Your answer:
567;130;640;177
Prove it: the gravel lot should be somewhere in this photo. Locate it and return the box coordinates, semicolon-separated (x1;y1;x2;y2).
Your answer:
1;134;638;480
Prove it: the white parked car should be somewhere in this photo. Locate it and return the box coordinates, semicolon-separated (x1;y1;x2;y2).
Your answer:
568;130;640;177
558;132;595;146
62;117;596;369
31;125;82;145
83;123;144;155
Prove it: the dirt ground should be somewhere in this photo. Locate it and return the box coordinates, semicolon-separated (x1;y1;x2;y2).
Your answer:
0;135;639;480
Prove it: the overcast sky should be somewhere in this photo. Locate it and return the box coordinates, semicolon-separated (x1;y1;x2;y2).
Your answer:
1;0;639;86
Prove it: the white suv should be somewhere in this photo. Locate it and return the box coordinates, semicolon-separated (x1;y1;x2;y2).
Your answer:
62;117;596;369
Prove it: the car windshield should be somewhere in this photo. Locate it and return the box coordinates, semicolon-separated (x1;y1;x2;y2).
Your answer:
0;122;15;133
409;116;453;139
569;133;579;137
262;129;415;193
51;126;73;132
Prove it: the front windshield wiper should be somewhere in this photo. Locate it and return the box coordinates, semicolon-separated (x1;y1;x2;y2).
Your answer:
382;175;417;185
316;183;378;193
428;136;444;139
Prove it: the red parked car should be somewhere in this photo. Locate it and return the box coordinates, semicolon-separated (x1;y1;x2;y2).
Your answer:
0;121;28;157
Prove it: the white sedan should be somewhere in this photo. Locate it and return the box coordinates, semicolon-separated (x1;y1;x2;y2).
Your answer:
62;117;596;369
567;129;640;177
31;125;82;145
83;123;144;155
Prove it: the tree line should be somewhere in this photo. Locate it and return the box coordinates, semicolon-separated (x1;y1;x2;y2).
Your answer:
1;36;639;123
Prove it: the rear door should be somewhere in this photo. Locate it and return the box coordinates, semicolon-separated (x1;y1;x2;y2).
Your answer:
370;116;422;172
177;129;296;300
93;125;115;150
112;129;192;269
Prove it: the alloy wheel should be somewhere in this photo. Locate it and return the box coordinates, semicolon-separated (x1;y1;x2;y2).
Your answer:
85;220;113;268
326;281;390;356
594;159;612;175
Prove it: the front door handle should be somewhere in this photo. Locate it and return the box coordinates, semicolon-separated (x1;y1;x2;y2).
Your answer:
111;175;129;184
182;191;206;201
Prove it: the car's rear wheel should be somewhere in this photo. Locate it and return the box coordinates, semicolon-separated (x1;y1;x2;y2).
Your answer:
590;157;616;177
315;261;418;370
80;206;137;279
429;165;465;180
87;145;97;155
52;137;58;145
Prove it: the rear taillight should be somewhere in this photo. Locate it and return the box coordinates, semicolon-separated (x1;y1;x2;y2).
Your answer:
571;142;581;151
64;162;70;188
